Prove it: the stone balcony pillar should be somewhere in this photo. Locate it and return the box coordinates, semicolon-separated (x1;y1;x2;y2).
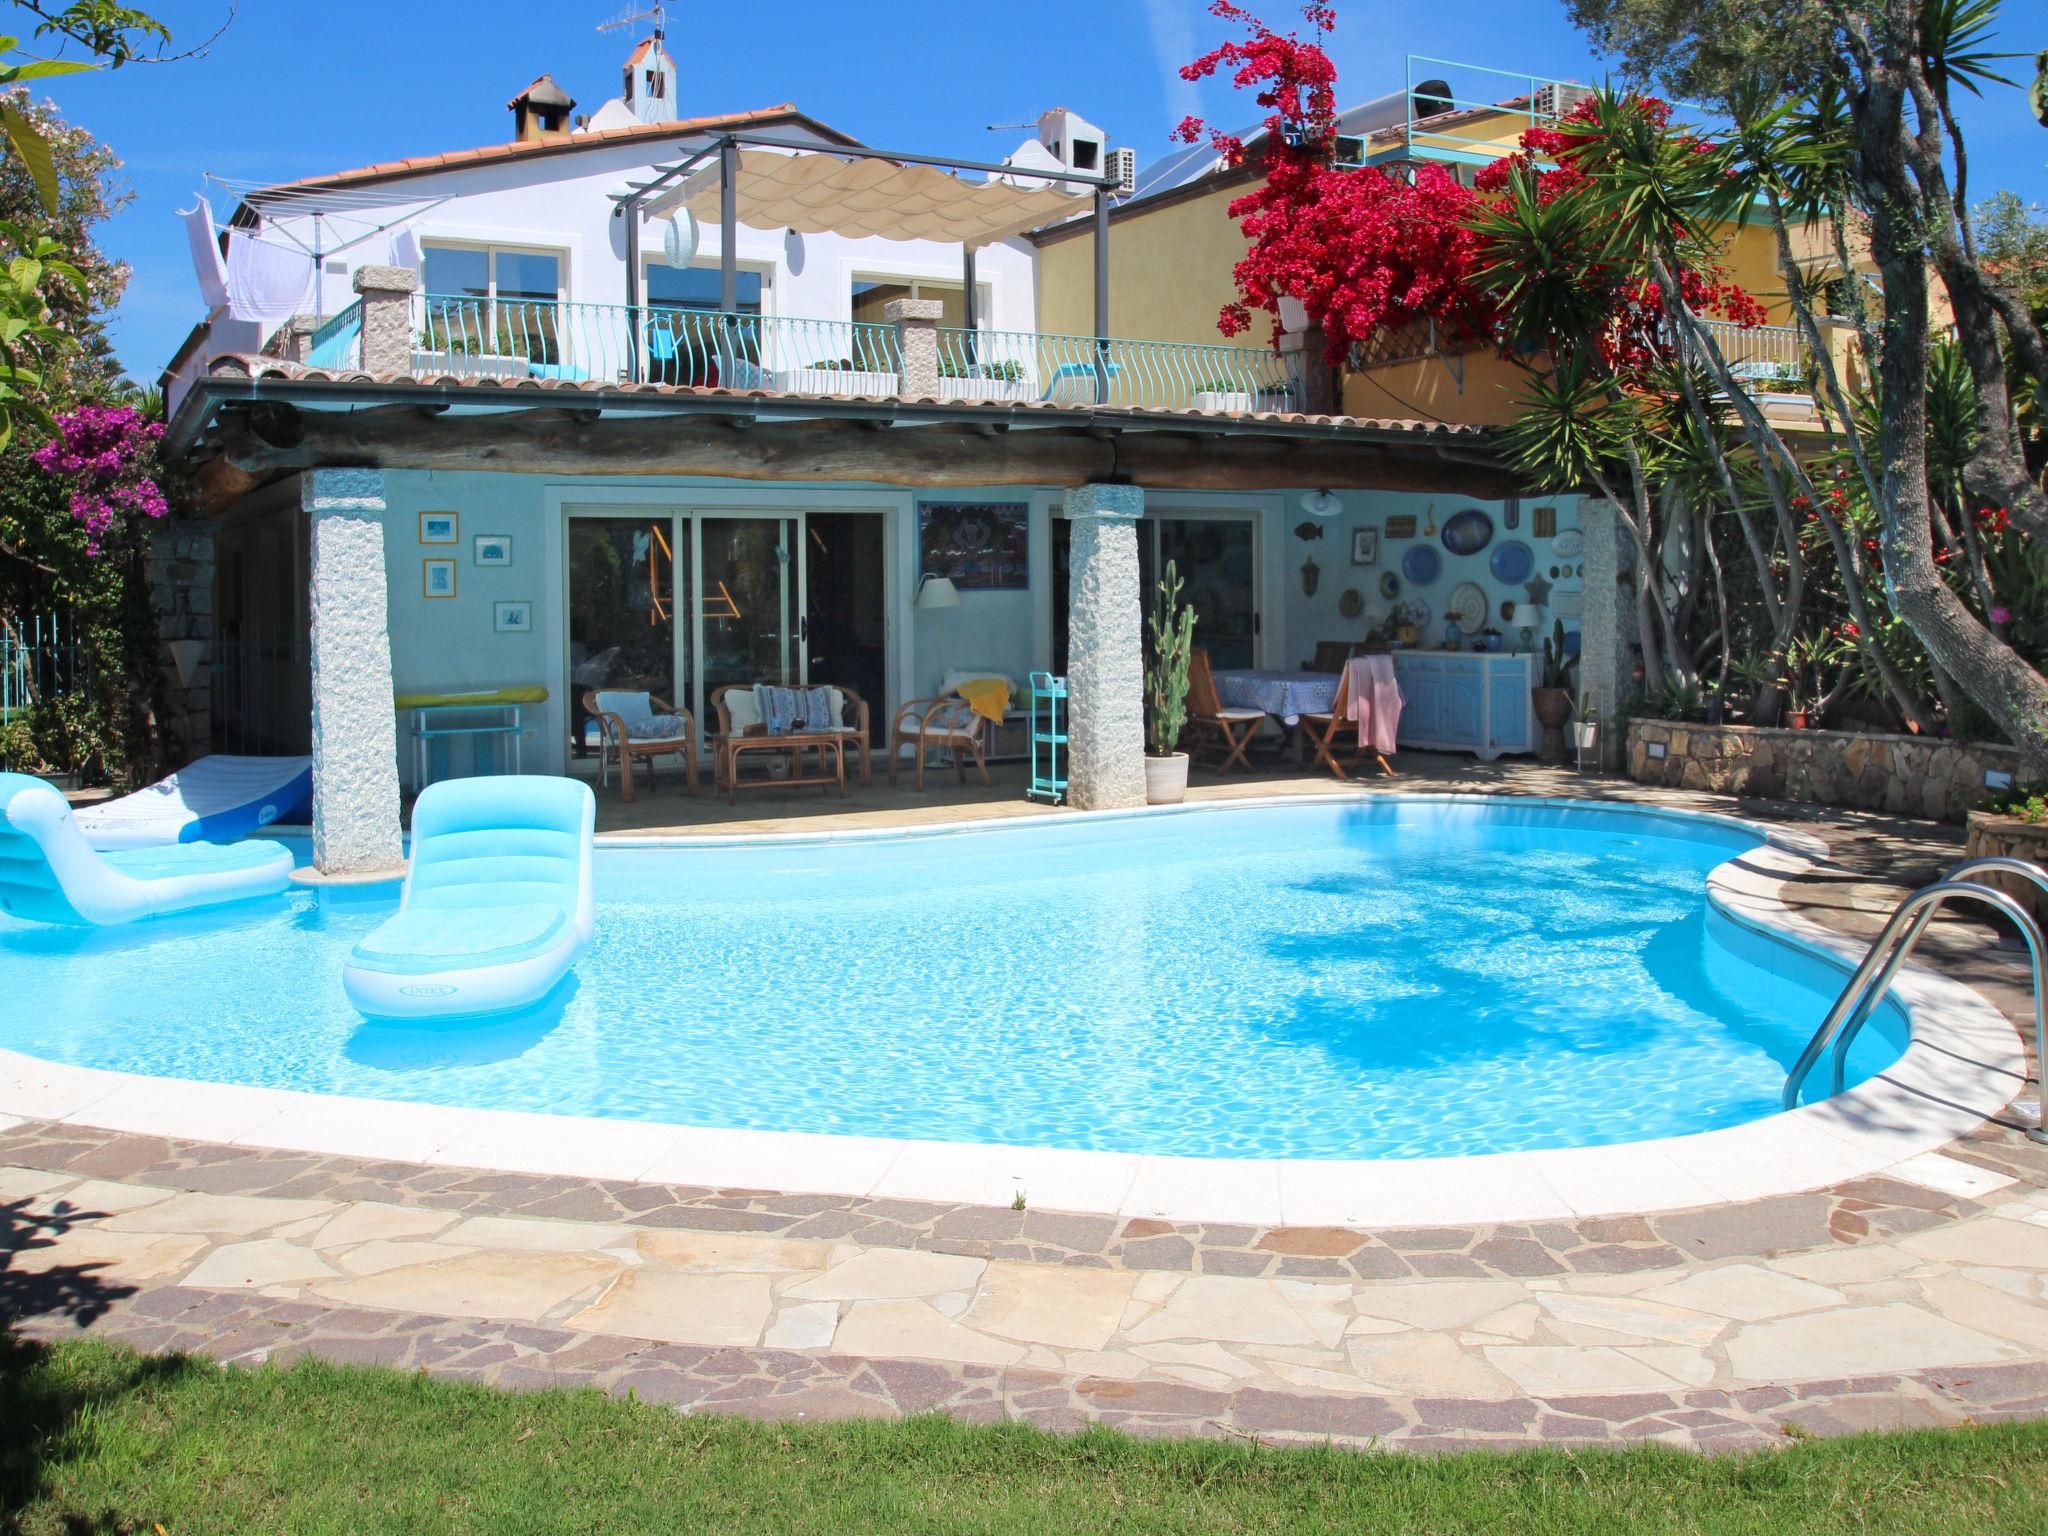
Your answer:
1278;324;1337;415
264;312;320;363
1062;483;1148;811
304;468;405;877
353;264;419;375
885;296;943;399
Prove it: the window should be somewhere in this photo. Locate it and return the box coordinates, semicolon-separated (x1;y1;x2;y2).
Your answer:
420;244;564;364
850;277;985;331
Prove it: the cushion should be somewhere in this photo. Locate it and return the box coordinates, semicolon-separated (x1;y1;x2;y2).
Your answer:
625;713;690;742
943;669;1015;697
592;690;654;728
726;686;843;734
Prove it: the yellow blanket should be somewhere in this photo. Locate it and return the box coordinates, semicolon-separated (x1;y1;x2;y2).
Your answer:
955;676;1011;723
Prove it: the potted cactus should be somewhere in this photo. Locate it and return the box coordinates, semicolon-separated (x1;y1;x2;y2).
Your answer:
1570;686;1599;755
1531;619;1577;763
1144;560;1197;804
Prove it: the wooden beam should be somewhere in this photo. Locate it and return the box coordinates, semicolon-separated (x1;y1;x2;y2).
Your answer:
210;409;1519;498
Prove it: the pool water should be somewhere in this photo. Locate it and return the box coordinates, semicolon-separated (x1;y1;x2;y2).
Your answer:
0;799;1906;1160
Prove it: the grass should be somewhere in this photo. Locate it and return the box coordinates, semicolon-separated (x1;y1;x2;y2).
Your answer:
2;1334;2046;1534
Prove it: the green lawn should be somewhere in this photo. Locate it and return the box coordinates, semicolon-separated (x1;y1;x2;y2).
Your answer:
3;1334;2045;1534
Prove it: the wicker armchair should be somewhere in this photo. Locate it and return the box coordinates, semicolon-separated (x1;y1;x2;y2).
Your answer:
888;693;994;790
581;689;698;804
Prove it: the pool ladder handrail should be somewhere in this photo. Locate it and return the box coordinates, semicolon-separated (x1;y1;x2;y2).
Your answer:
1780;856;2046;1145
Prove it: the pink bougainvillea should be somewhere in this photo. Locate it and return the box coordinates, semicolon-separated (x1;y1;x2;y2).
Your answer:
32;404;167;555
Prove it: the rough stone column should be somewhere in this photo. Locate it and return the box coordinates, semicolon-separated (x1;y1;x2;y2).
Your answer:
1278;325;1337;414
353;265;419;375
145;516;215;764
886;296;943;398
1062;483;1148;811
1578;497;1640;772
305;468;405;876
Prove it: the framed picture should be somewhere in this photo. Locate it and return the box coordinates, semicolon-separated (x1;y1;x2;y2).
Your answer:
419;512;459;544
919;501;1029;590
422;558;457;599
1350;527;1379;566
1384;514;1418;540
494;600;533;633
473;534;512;568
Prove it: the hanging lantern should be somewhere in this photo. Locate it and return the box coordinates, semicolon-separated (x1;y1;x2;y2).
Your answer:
662;210;699;268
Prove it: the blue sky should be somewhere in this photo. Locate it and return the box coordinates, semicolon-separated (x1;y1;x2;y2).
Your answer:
33;0;2048;381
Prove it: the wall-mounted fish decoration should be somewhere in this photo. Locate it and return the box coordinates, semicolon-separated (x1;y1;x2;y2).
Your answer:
1293;521;1326;541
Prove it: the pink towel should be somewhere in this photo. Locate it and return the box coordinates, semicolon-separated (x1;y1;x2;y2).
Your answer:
1338;657;1404;754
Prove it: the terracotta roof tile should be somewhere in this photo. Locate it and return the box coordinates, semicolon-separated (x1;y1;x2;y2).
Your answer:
258;105;855;195
203;353;1490;438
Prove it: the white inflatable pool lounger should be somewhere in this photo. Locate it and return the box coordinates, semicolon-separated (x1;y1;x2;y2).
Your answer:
74;754;311;851
343;776;596;1021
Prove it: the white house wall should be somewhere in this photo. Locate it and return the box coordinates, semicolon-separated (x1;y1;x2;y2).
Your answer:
180;131;1044;406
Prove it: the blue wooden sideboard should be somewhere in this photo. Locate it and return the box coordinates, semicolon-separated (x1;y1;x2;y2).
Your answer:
1391;651;1537;760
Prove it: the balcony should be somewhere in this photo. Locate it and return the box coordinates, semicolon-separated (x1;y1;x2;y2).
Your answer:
302;295;1306;416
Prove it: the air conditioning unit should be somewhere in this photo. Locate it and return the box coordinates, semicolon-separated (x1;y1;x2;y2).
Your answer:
1534;82;1595;120
1107;146;1136;198
1331;134;1366;167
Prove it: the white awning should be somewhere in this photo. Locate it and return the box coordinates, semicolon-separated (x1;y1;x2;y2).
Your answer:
643;149;1087;248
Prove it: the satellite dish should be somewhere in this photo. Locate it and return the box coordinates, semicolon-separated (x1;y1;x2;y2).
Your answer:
662;210;698;268
1300;489;1342;519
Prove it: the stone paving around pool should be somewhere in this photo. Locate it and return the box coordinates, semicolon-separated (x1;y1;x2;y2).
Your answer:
6;1114;2047;1453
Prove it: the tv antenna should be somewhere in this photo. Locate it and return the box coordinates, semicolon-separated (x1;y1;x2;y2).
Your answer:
598;2;666;37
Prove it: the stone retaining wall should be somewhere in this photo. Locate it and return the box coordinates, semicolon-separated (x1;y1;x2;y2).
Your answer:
1965;812;2048;927
1627;719;2032;823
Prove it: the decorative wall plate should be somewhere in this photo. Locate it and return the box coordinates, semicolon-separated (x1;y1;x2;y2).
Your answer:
1379;570;1402;599
1338;587;1364;619
1488;540;1534;585
1553;528;1585;558
1401;544;1442;586
1445;580;1487;634
1440;508;1495;557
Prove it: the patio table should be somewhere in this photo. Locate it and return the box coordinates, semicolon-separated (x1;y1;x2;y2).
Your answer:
1211;669;1339;726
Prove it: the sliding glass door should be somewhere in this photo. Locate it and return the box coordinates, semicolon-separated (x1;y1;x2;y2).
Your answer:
567;509;806;755
1052;513;1260;674
567;515;683;756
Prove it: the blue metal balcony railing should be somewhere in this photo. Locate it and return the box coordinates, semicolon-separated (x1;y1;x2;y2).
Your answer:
381;295;1301;412
305;301;363;370
934;326;1302;412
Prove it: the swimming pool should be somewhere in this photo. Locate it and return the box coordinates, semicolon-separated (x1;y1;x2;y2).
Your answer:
0;797;1911;1161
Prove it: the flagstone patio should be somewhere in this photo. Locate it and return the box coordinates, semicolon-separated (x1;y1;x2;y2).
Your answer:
6;769;2045;1452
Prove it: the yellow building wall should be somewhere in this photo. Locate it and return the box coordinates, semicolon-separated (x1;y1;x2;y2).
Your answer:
1036;180;1257;347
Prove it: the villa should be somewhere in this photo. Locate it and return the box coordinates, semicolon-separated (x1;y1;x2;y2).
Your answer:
150;35;1699;874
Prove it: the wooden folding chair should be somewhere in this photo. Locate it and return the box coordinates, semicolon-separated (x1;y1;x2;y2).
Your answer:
1185;648;1267;775
1299;657;1396;781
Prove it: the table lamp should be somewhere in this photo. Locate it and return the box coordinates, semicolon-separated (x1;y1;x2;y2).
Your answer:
1510;603;1540;653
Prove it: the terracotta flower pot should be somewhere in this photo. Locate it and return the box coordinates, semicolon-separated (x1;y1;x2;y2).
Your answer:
1783;710;1811;730
1531;687;1573;764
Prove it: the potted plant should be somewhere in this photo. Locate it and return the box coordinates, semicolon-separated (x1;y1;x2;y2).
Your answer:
1570;687;1600;756
1778;632;1836;729
1144;559;1196;804
1531;619;1577;763
1194;376;1257;413
1564;684;1597;765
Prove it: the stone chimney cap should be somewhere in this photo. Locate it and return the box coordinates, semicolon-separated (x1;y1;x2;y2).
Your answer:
509;74;576;112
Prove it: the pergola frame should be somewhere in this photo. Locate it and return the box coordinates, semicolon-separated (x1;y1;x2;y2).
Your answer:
609;132;1121;395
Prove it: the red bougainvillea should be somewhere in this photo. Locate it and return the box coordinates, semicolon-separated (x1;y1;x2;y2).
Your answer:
1178;3;1763;369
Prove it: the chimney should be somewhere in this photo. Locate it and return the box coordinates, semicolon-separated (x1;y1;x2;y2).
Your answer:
508;75;577;143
